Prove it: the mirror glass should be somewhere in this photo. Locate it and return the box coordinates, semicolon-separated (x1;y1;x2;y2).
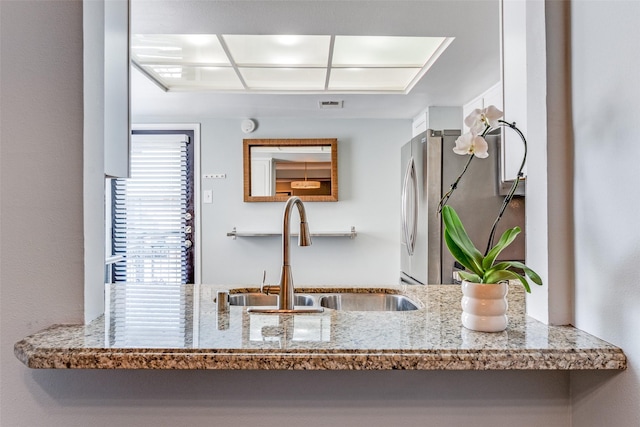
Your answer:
243;139;338;202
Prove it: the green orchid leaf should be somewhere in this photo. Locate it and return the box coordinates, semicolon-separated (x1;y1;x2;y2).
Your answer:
505;261;543;286
483;269;514;283
483;261;512;277
484;270;531;293
441;206;481;257
511;272;532;294
441;206;484;270
482;226;521;270
458;271;482;283
444;230;483;276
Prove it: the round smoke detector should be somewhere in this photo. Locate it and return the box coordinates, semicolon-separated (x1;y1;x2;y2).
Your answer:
241;119;256;133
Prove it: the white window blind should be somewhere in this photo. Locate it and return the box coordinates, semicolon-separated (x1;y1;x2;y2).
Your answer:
112;134;190;284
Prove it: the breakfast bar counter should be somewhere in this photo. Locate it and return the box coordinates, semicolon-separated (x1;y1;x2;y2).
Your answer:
14;284;626;370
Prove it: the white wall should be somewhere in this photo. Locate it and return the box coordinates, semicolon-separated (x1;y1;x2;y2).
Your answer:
132;116;410;286
83;0;107;323
0;0;84;421
524;0;576;326
569;1;640;426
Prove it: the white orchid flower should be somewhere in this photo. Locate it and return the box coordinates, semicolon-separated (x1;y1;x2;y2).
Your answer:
464;105;503;135
453;132;489;158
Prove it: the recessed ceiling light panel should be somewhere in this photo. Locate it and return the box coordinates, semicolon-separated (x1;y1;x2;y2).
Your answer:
223;35;331;67
329;68;420;91
240;67;327;90
131;34;230;65
332;36;446;67
142;65;244;90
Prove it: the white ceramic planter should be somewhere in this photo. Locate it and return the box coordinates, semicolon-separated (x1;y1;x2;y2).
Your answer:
460;280;508;332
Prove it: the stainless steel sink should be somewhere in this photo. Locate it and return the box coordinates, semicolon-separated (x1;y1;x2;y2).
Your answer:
319;293;419;311
228;293;314;307
225;290;420;312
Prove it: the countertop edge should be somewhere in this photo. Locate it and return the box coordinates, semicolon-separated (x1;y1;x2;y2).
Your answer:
15;333;627;371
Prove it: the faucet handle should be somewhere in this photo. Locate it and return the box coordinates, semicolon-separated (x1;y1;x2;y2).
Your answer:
260;270;279;295
260;270;269;293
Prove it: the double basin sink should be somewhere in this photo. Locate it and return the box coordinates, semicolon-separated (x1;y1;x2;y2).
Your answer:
228;291;420;312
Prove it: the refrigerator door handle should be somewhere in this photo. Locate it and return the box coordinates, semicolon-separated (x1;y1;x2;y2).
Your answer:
401;157;418;256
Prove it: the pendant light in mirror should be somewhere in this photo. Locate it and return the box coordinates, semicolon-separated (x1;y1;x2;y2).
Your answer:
291;162;321;189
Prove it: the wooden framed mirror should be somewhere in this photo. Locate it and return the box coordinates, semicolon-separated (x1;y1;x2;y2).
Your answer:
243;138;338;202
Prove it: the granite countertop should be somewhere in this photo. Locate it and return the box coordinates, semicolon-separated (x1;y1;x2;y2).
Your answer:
14;283;626;370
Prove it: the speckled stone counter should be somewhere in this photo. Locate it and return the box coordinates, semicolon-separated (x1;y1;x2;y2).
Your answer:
14;284;626;370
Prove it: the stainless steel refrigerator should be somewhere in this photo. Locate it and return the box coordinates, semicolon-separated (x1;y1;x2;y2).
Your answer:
400;129;525;285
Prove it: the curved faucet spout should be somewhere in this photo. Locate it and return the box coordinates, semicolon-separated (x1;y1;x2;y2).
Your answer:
280;196;311;310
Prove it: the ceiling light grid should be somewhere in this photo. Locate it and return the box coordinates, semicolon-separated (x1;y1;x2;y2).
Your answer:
131;34;453;93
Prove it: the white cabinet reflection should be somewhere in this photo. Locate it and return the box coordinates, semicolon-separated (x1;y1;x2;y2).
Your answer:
248;314;331;345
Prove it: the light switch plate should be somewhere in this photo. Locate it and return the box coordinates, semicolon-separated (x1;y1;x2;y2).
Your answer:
203;190;213;204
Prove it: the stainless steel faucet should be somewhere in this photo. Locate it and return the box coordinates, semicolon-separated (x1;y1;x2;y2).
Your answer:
278;196;311;310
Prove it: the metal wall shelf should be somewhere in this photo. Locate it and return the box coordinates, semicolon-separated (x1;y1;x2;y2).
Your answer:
226;226;357;240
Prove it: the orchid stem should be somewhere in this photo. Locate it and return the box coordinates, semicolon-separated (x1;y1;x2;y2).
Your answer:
438;155;474;213
483;120;528;256
437;125;491;213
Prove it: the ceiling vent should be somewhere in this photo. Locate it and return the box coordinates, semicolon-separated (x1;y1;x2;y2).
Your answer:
318;100;343;109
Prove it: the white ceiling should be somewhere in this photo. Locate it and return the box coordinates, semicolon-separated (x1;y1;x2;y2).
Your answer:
131;0;501;120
